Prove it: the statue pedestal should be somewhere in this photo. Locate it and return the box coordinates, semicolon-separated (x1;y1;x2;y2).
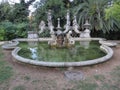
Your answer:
28;31;38;39
80;29;91;38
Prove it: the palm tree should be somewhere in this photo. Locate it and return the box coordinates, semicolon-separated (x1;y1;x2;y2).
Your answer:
74;0;119;33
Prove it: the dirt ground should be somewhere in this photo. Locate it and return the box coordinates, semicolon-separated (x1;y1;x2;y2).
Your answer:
1;42;120;90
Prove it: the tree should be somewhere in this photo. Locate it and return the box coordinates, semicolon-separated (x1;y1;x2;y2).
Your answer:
10;0;36;23
34;0;68;27
105;0;120;22
0;0;36;23
74;0;120;33
0;1;12;22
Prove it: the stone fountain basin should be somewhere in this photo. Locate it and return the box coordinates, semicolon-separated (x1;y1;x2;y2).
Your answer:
99;40;117;47
2;38;113;67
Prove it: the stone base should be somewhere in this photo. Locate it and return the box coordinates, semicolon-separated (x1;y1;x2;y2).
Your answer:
28;31;38;39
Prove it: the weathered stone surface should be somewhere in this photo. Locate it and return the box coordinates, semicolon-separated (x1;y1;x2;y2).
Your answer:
28;31;38;39
3;38;114;67
99;40;117;47
2;40;19;49
64;71;84;80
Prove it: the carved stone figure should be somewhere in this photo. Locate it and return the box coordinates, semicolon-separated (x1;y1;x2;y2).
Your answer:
47;9;54;34
64;10;71;33
66;31;72;39
47;9;52;23
66;31;75;45
39;20;46;34
57;18;61;29
72;16;80;34
37;10;92;47
66;10;70;25
80;20;91;38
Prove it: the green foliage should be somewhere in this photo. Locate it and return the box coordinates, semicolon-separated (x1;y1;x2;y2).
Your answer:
39;29;50;37
0;1;12;22
10;3;29;23
105;1;120;21
0;27;5;40
15;22;29;38
0;0;37;40
8;0;35;23
0;21;16;40
34;0;67;26
74;0;120;33
0;0;35;23
0;21;29;40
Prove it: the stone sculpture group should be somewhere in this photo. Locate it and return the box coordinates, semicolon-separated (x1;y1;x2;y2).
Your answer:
28;9;91;47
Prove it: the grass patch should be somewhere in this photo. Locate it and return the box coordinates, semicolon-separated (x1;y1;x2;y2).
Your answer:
32;79;40;84
100;83;120;90
113;65;120;71
94;74;105;82
109;65;120;89
110;65;120;81
0;65;13;83
23;76;31;81
0;46;13;84
72;81;98;90
0;82;9;90
13;85;26;90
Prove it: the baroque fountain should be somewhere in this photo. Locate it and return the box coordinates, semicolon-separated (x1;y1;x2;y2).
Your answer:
28;9;91;47
2;9;115;67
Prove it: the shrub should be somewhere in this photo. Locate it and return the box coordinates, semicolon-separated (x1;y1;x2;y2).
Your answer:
0;21;29;40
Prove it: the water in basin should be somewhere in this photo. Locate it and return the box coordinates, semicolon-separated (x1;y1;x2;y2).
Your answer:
18;41;106;62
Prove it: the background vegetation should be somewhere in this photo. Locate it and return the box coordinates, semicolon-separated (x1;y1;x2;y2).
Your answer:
0;0;120;40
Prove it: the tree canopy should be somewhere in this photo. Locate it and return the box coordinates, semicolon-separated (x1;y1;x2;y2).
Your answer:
0;1;12;22
0;0;120;40
0;0;36;23
105;1;120;22
74;0;120;33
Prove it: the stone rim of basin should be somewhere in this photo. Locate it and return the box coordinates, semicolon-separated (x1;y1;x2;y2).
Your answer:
99;40;117;47
2;38;114;67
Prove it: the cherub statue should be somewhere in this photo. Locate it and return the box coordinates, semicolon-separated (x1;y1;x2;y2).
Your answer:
72;16;80;34
39;20;46;34
66;31;75;45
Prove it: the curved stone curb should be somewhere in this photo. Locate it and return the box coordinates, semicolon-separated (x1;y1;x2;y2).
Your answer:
2;38;104;50
73;37;105;41
14;37;105;42
12;45;113;67
2;38;113;67
2;40;19;49
99;40;117;47
0;42;5;45
14;38;52;41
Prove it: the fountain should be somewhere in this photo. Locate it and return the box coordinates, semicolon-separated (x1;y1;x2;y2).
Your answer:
38;9;88;47
2;9;115;67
